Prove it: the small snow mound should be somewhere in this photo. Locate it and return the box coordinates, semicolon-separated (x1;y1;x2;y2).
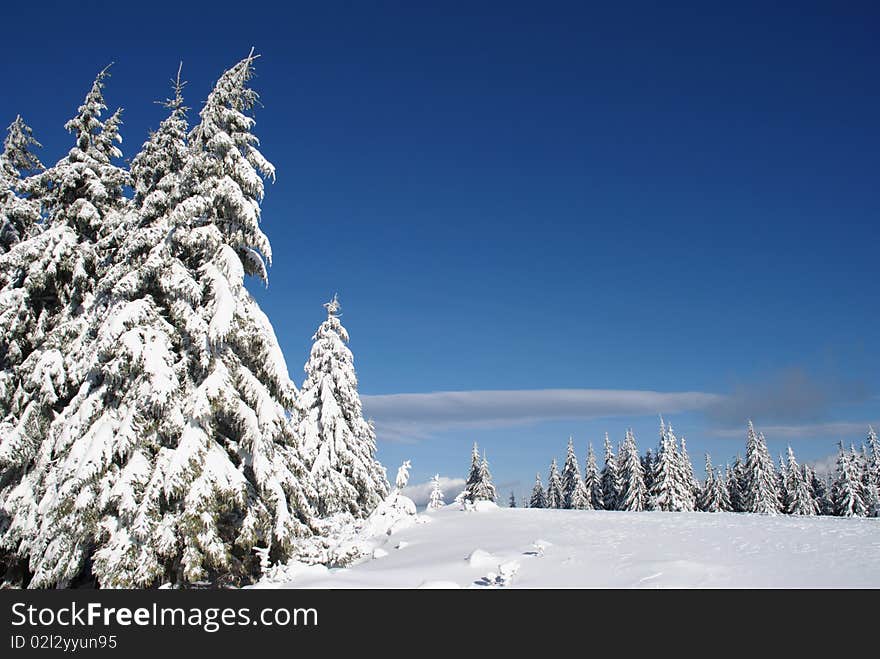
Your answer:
395;541;409;550
472;500;499;512
364;491;419;537
372;548;388;559
528;539;552;557
255;561;329;586
417;580;461;589
466;549;498;568
473;561;519;588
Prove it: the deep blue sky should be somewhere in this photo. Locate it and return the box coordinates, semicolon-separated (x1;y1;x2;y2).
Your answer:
3;1;878;499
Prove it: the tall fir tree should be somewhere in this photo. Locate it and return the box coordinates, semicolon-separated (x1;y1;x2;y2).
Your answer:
641;448;655;496
617;429;646;511
698;454;731;513
0;116;43;253
561;437;583;509
463;444;496;503
742;422;781;514
546;458;563;509
477;453;497;503
296;295;388;517
529;473;546;509
2;56;323;588
0;67;128;423
727;455;747;512
0;67;133;586
583;443;603;510
648;419;688;511
862;428;880;516
783;446;817;516
677;436;698;511
464;443;481;502
831;443;867;517
806;466;832;516
600;433;621;511
508;491;516;508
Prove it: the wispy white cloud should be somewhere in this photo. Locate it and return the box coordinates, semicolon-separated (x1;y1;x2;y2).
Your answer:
401;476;466;507
363;388;721;442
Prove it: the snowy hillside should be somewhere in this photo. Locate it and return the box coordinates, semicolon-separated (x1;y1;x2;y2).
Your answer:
259;505;880;588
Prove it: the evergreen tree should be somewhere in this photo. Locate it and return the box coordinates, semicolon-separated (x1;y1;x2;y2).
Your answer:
783;447;817;516
508;491;516;508
546;458;563;509
2;56;321;588
648;420;688;511
641;448;655;495
867;427;880;486
297;295;388;517
832;443;867;517
427;475;445;511
529;473;546;509
742;422;781;514
583;443;603;510
0;67;128;423
0;67;133;586
600;433;620;511
677;436;698;511
0;115;43;253
863;429;880;517
699;454;731;513
561;437;582;509
806;466;832;516
477;454;497;503
569;477;591;510
464;443;481;502
618;429;646;511
727;455;746;512
463;444;496;503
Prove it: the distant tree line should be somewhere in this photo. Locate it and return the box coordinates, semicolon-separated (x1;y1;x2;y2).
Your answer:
462;422;880;518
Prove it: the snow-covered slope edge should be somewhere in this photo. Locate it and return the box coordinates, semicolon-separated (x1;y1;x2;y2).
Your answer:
255;506;880;588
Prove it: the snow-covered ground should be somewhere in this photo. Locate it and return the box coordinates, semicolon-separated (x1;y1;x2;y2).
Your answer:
260;504;880;588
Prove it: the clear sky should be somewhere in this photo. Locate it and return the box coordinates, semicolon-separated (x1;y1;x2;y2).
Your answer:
3;1;878;501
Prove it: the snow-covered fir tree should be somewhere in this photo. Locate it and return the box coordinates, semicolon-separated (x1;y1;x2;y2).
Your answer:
617;429;646;511
583;443;603;510
698;455;730;512
600;433;621;511
783;447;817;516
427;474;445;511
561;437;584;509
0;116;43;253
832;443;867;517
529;473;546;509
678;436;698;511
508;491;516;508
546;458;563;509
0;67;127;420
742;422;781;514
463;444;496;503
863;427;880;516
648;419;689;512
570;477;591;510
1;56;324;588
296;294;388;517
0;67;132;586
806;466;832;516
727;456;747;512
641;448;654;496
